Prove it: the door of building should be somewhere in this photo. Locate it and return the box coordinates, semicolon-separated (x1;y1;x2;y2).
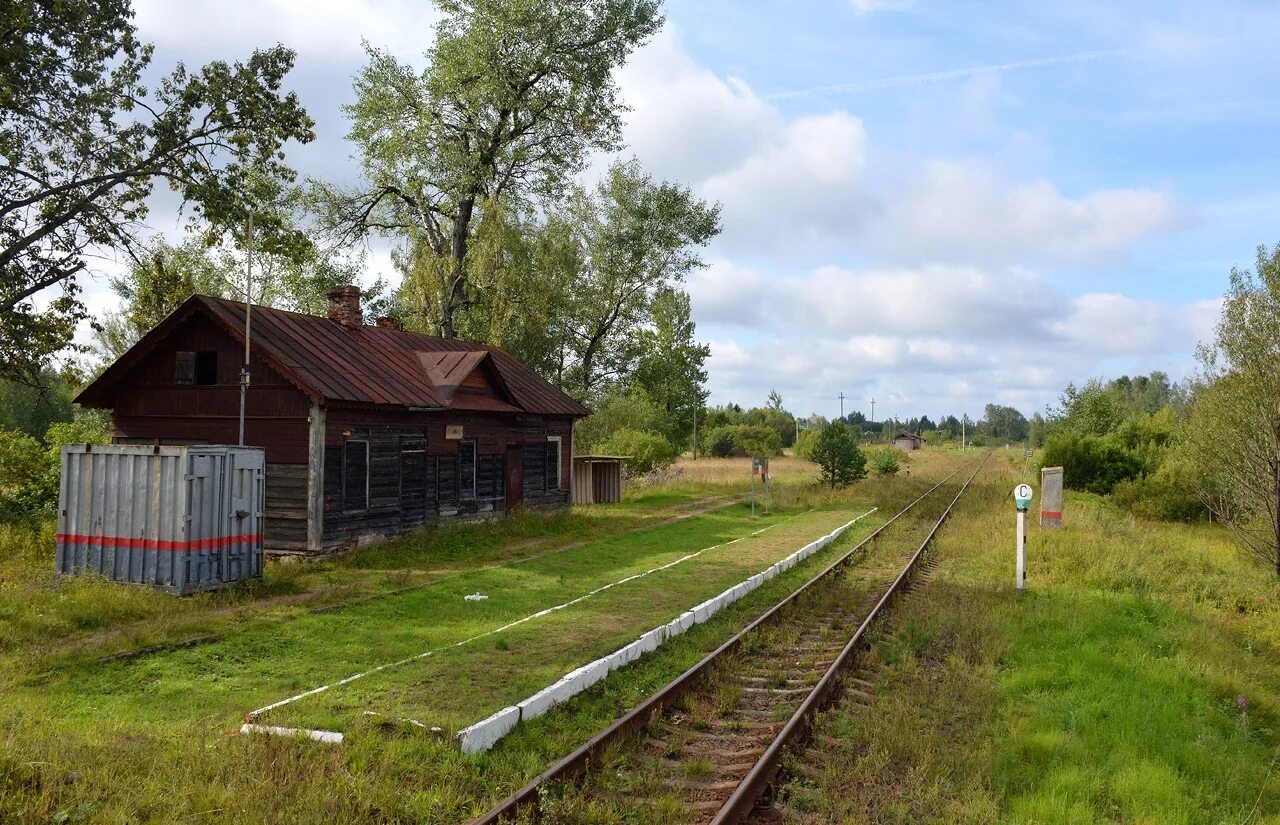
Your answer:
505;443;524;509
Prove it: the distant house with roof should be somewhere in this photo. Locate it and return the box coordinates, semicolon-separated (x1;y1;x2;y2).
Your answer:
893;431;924;451
76;286;589;554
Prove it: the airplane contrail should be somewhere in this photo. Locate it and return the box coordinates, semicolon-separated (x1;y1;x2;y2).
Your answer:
763;47;1133;101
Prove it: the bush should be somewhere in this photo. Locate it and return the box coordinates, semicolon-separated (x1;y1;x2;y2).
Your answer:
701;424;782;459
595;428;679;476
809;421;867;488
738;425;781;459
1111;454;1206;521
1040;432;1143;496
574;388;664;453
0;411;111;523
702;425;739;458
871;448;903;477
794;428;822;460
0;427;54;522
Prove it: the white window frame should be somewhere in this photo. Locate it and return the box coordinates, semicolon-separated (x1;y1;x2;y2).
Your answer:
546;435;562;492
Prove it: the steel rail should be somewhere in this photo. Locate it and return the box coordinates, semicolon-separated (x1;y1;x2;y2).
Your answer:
469;458;977;825
711;450;990;823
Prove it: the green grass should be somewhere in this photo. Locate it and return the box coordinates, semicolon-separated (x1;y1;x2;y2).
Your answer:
0;487;726;670
0;452;969;823
782;451;1280;824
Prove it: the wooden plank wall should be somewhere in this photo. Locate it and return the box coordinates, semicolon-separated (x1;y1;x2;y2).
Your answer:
316;412;574;552
264;463;308;552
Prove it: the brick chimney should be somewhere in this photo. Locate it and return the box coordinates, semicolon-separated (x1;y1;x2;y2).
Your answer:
327;285;363;328
374;316;402;331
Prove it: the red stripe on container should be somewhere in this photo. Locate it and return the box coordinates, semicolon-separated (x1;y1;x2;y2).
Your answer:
1040;511;1062;519
56;533;262;552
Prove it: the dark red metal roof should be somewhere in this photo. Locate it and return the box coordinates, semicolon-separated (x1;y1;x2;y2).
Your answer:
78;295;590;417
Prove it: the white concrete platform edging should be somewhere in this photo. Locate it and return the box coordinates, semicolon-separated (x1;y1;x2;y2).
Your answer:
240;723;344;744
455;508;877;753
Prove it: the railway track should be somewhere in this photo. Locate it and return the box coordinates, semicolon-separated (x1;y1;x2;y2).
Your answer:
472;453;989;825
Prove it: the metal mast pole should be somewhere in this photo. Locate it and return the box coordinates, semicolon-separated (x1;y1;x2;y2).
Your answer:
238;212;253;446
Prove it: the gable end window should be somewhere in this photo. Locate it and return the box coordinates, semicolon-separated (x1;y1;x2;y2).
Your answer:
343;440;369;512
175;351;218;385
546;436;562;493
175;352;195;384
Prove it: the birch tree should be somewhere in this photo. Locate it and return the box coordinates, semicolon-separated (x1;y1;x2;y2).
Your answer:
1185;243;1280;576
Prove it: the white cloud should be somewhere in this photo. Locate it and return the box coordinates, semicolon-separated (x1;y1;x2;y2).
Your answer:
1051;293;1218;356
133;0;435;60
881;160;1187;266
618;29;875;259
693;260;1212;418
701;113;876;255
689;260;1065;340
617;29;779;184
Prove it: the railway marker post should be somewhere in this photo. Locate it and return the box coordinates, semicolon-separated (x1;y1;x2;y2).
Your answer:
752;457;770;516
1014;483;1032;592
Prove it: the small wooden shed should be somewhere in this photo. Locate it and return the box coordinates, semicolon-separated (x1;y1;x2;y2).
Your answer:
572;456;627;504
893;432;924;451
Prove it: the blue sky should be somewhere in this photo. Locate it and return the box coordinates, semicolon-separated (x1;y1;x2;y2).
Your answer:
93;0;1280;422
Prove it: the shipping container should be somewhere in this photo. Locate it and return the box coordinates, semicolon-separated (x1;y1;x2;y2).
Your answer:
56;444;265;595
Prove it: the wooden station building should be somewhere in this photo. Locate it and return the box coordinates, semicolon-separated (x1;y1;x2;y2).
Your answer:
76;286;590;555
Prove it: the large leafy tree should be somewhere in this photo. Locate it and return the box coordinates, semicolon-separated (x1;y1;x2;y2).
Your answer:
631;289;710;449
397;197;569;378
0;0;314;381
980;403;1030;441
1184;243;1280;576
93;238;230;360
322;0;662;338
554;159;720;399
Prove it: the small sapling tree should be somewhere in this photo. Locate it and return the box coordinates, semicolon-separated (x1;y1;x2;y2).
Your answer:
871;448;902;477
810;421;867;488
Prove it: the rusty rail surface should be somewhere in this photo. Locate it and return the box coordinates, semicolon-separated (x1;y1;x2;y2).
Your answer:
470;455;985;825
710;450;989;823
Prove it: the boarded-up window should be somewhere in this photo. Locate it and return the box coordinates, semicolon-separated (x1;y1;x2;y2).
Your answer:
459;440;476;500
175;351;196;384
546;436;562;492
438;456;458;509
343;440;369;512
399;438;426;499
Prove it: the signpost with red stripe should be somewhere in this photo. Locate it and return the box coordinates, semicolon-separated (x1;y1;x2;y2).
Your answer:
1040;466;1064;528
